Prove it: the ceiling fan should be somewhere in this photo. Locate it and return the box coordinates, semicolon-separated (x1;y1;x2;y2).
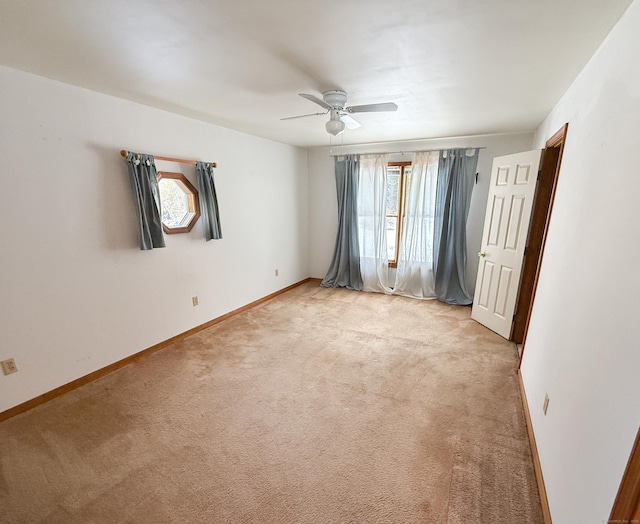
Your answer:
281;90;398;136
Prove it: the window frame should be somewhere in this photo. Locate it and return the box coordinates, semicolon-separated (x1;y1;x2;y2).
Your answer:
157;171;201;234
387;161;411;268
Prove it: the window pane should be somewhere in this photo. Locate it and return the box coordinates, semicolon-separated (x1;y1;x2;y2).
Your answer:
159;178;190;227
386;216;397;260
404;166;412;208
387;167;400;216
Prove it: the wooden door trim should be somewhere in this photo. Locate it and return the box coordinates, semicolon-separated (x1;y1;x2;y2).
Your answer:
610;427;640;522
512;146;559;343
546;124;569;148
518;123;568;355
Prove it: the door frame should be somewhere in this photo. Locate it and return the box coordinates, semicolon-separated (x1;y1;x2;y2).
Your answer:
515;123;568;357
610;427;640;522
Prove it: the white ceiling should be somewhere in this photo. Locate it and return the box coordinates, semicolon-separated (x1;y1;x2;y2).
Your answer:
0;0;632;148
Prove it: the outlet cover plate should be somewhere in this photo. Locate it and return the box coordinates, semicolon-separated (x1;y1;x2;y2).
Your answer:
1;358;18;375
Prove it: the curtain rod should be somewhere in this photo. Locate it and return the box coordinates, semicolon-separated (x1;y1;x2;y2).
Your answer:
329;146;486;157
330;147;487;157
120;150;217;168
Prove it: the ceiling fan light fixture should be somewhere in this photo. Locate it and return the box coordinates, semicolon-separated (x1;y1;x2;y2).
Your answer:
326;118;345;136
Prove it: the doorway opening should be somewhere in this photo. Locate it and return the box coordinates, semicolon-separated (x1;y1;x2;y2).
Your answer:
514;123;568;360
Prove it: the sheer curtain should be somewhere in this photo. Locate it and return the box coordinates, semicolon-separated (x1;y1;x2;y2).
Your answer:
392;151;440;299
357;154;391;293
321;155;363;290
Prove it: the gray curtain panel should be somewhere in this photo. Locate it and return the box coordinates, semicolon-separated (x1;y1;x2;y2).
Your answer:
433;148;479;304
125;152;165;250
195;161;222;241
321;154;363;290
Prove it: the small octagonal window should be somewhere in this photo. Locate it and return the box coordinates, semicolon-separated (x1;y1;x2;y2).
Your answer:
157;172;201;234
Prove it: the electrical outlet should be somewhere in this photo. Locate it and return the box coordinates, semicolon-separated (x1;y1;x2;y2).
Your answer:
192;296;199;307
1;358;18;375
274;269;279;277
543;393;550;415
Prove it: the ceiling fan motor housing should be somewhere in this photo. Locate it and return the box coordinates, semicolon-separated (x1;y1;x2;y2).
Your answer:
322;90;348;109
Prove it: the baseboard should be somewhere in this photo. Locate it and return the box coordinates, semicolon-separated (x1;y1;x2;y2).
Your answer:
0;278;316;423
518;370;553;524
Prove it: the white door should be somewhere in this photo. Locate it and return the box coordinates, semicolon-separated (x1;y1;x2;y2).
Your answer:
471;150;542;339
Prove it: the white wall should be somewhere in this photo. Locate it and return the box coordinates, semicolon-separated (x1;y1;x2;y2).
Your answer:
0;65;308;413
308;133;534;292
521;1;640;522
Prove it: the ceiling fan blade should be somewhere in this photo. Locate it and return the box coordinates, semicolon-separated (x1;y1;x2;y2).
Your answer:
346;102;398;113
299;93;332;110
281;111;327;121
340;114;362;130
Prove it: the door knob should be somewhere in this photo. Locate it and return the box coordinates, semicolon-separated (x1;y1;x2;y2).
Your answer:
478;251;486;257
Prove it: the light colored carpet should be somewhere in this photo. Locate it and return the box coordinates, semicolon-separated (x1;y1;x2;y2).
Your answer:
0;282;543;523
